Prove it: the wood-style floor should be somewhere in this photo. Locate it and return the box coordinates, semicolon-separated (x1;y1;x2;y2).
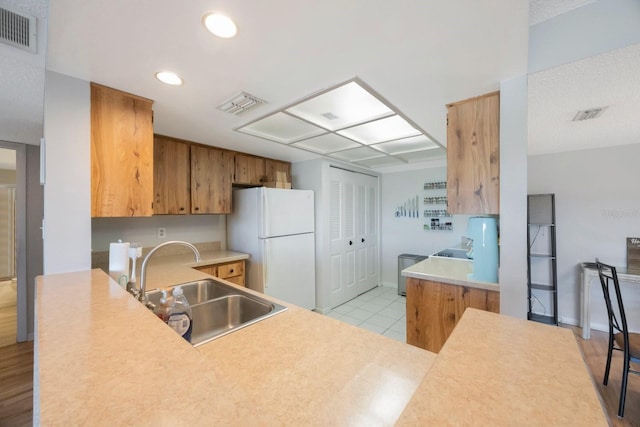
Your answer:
565;325;640;426
0;318;637;425
0;305;17;348
0;341;32;426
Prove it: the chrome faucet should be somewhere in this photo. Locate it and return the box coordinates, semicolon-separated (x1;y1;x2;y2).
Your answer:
134;240;202;306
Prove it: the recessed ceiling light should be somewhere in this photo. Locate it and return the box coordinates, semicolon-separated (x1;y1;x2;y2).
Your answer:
155;71;183;86
203;12;237;38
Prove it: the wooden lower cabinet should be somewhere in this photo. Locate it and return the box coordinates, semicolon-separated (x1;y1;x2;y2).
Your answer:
194;260;245;287
406;277;499;353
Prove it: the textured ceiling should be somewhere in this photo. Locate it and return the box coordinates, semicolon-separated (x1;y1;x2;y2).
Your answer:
44;0;529;166
2;0;635;166
0;0;46;145
528;42;640;155
528;0;596;26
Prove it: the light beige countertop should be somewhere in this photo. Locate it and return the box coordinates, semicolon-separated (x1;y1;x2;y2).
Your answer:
139;248;249;289
402;257;500;292
35;267;606;425
397;309;608;426
35;269;435;426
92;242;249;290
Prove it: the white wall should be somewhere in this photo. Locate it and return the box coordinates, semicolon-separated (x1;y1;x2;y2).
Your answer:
498;75;529;319
380;166;472;287
91;215;227;251
43;71;91;274
528;143;640;328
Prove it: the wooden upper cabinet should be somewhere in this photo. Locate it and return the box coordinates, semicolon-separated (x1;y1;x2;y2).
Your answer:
190;145;233;214
234;153;266;185
265;159;291;182
153;135;190;214
446;91;500;215
91;83;154;217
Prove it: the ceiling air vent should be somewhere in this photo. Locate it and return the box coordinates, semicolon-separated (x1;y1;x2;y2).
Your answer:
218;91;266;115
0;5;36;53
572;107;607;121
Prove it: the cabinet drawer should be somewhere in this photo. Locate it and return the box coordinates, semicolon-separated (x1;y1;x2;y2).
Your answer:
195;265;217;276
224;275;245;286
216;260;244;279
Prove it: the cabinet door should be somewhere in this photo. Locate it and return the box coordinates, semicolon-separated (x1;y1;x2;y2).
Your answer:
446;92;499;214
406;277;500;353
91;83;154;217
264;159;291;182
153;136;190;214
234;153;266;185
190;145;233;214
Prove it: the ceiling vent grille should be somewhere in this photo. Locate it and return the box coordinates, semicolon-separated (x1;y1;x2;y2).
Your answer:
217;91;266;115
0;6;36;53
572;107;607;121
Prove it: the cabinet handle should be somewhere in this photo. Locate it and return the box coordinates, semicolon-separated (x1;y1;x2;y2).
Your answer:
361;238;365;243
180;207;185;211
195;207;200;211
229;269;234;273
349;240;353;246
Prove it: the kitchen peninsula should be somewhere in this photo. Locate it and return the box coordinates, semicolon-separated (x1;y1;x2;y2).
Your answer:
35;266;607;425
402;256;500;352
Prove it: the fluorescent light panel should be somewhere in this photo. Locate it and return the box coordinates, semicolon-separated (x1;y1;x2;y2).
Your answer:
285;81;393;131
238;112;326;143
372;135;438;155
235;79;444;169
291;133;360;154
329;146;384;162
336;115;421;145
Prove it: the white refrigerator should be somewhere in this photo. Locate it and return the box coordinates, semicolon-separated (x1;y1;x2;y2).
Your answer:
227;188;316;310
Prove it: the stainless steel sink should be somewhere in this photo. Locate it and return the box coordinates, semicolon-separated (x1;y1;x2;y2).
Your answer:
145;278;287;346
146;278;236;306
190;294;286;346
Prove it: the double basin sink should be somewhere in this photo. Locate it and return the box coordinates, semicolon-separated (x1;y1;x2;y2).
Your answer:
146;278;287;347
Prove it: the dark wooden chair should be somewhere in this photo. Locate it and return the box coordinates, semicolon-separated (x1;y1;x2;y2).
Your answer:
596;260;640;417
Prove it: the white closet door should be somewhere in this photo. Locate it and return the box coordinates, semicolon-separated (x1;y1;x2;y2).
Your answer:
329;167;378;308
358;174;378;294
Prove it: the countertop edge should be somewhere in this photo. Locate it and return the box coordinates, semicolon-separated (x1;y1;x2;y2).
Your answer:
402;258;500;292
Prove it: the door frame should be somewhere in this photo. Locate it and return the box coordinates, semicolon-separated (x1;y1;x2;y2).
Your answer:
0;141;27;342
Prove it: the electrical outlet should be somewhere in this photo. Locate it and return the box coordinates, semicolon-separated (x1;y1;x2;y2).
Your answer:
157;227;166;238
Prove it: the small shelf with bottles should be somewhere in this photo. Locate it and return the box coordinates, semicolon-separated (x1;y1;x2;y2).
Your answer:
423;181;452;231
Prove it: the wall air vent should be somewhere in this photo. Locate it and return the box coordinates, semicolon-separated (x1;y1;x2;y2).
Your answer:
0;5;36;53
217;91;266;115
572;107;607;121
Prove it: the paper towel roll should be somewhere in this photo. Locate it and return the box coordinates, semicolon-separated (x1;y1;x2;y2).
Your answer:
109;241;130;289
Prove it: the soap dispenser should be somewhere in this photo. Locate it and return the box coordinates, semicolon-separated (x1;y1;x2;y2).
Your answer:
167;286;193;342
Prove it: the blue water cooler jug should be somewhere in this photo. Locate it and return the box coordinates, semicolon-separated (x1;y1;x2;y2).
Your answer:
466;216;499;283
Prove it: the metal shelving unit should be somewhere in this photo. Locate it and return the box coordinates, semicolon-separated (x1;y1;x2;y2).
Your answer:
527;194;558;325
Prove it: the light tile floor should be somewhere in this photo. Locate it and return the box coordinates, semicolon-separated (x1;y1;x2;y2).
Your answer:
325;285;406;343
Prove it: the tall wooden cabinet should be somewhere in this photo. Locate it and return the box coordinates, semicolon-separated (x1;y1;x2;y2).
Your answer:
191;145;233;214
153;135;190;214
446;91;500;215
91;83;154;217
